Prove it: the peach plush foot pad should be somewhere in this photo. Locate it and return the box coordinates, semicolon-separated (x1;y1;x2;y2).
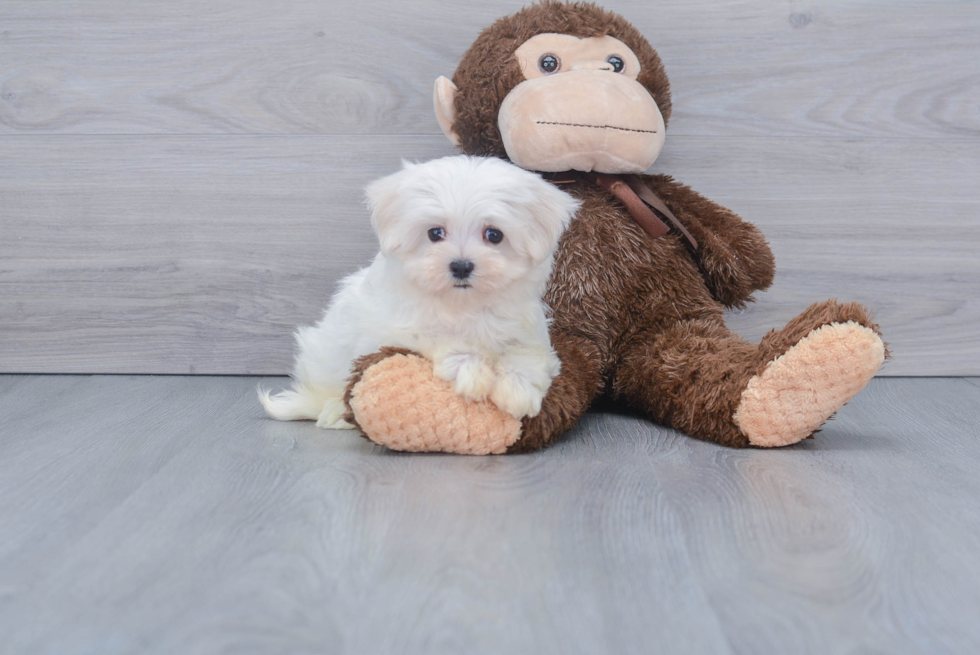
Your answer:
348;353;522;455
734;321;886;448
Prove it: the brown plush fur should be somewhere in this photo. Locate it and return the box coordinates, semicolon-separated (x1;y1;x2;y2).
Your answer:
344;1;885;452
504;177;880;451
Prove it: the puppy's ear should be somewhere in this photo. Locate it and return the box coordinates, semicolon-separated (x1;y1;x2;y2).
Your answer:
523;178;580;263
365;169;409;256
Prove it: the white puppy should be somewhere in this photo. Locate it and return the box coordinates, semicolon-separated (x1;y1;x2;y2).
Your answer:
259;155;580;429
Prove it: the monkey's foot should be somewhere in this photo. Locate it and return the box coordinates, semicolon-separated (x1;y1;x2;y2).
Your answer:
344;348;521;455
734;321;885;448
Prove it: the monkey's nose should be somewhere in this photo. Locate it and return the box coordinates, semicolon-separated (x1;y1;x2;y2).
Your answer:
449;260;475;280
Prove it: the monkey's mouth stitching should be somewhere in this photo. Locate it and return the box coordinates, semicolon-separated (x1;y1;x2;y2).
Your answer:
536;121;657;134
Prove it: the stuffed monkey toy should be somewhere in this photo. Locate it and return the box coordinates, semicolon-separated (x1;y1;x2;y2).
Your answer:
341;1;886;454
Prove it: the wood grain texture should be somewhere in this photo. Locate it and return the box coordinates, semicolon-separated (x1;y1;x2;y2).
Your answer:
0;0;977;138
1;0;978;374
2;135;977;375
0;375;978;653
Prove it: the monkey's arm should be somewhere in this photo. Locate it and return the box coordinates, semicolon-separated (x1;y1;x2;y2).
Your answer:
643;174;775;309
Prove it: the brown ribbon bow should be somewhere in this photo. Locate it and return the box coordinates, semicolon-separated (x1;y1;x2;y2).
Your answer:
545;171;698;251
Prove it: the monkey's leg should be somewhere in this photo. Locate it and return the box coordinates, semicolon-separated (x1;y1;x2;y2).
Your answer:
343;332;604;455
343;347;521;455
613;300;886;448
507;332;605;453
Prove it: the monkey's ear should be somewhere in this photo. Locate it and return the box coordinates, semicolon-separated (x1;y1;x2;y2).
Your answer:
433;76;461;146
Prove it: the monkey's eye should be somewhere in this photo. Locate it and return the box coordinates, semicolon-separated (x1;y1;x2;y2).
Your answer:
484;228;504;244
538;54;560;74
606;56;625;73
428;227;446;242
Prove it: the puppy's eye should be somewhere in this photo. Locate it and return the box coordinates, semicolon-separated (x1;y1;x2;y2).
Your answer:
428;227;446;242
538;54;560;74
606;56;625;73
484;228;504;244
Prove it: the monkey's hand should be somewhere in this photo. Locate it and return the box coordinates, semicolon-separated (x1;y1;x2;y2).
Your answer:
644;174;776;309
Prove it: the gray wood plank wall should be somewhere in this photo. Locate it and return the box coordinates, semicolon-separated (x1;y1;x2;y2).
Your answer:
1;0;978;375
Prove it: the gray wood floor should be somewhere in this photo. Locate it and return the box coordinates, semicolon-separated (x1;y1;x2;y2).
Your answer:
1;375;978;654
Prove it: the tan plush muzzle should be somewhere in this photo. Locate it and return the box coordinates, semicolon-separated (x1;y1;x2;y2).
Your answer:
498;69;665;174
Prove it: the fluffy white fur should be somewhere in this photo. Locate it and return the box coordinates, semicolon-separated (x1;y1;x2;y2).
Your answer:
259;155;580;429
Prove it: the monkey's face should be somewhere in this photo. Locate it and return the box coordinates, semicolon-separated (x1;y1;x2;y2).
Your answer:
497;34;665;174
435;3;672;174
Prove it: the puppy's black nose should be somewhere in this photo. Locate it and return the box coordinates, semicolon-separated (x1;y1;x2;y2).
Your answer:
449;259;475;280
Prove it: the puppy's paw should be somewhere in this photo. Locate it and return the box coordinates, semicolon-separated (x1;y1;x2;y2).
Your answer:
316;398;355;430
434;352;495;402
490;372;546;419
454;357;496;401
526;350;561;393
500;346;560;392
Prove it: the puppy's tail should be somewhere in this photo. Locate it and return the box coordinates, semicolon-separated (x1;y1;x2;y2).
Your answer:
257;383;334;421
